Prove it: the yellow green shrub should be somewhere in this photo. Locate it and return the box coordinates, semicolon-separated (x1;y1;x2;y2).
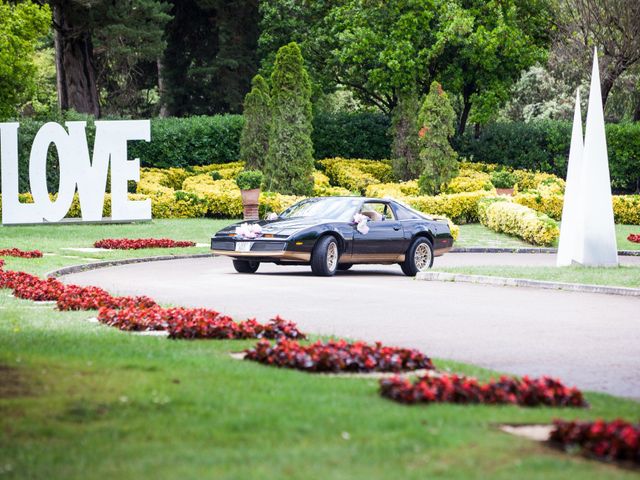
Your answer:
366;180;419;198
191;161;245;180
512;170;565;194
137;169;175;195
318;158;393;194
182;177;243;217
459;161;501;173
313;170;331;187
478;198;559;246
407;191;495;224
259;192;302;216
613;195;640;224
513;193;563;221
443;169;494;194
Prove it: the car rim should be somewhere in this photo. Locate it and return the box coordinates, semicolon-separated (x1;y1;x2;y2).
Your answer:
414;243;432;271
327;242;338;271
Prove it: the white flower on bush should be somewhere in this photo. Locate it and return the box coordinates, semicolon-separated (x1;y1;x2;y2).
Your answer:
235;223;263;239
353;213;370;235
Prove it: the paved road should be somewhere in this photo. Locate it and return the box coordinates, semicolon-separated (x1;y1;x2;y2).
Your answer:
60;253;640;400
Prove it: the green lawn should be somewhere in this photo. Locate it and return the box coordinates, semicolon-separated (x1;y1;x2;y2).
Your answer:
1;219;639;479
451;224;640;288
455;223;640;251
436;265;640;288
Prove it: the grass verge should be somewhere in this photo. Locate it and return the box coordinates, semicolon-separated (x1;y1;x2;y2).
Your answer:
1;219;638;479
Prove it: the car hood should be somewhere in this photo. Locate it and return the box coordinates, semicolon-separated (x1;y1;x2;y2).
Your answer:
215;217;332;236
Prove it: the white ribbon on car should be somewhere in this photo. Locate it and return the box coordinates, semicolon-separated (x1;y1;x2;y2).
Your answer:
352;213;370;235
235;223;263;239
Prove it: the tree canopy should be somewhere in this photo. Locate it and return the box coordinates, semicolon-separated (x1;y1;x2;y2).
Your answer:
0;1;51;120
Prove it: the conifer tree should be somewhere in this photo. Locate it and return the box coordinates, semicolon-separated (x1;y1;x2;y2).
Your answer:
390;90;421;181
417;81;459;195
239;74;271;170
263;42;314;195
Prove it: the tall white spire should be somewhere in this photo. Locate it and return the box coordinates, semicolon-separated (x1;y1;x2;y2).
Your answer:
579;47;618;266
557;89;584;266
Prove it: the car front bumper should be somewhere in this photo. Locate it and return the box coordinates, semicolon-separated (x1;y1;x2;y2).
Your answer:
211;237;311;262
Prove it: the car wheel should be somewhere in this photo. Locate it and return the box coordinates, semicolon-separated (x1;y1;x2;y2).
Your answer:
232;259;260;273
311;235;339;276
337;263;353;271
401;237;434;276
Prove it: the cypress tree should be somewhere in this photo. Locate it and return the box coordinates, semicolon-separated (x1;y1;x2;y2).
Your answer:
263;42;314;195
417;81;459;195
239;74;271;170
390;90;421;181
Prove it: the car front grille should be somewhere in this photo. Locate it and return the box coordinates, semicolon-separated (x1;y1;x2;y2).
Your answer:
250;241;287;252
211;239;287;252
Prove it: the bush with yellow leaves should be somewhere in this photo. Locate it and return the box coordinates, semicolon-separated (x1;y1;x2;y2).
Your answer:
478;198;559;246
192;161;245;180
513;192;563;221
366;180;420;198
407;191;495;224
613;195;640;225
443;169;494;194
318;158;393;194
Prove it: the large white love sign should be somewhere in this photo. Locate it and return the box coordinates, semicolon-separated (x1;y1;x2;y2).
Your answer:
0;120;151;225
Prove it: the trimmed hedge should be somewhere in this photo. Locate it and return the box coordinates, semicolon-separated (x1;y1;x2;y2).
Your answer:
478;198;560;246
455;121;640;193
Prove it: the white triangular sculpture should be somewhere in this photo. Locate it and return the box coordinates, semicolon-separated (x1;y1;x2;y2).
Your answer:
556;89;584;266
557;48;618;267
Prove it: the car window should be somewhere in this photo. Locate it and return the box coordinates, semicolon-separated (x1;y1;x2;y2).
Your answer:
360;202;395;221
394;203;423;220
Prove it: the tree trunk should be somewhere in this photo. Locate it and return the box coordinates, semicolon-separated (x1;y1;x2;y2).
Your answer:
458;98;472;136
52;1;100;117
633;96;640;122
157;58;168;118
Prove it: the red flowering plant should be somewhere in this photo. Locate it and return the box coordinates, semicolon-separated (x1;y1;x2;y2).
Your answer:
244;338;434;373
628;234;640;244
56;285;157;311
0;270;66;301
94;238;196;249
0;259;4;269
0;248;43;258
379;374;587;408
97;306;305;340
550;419;640;464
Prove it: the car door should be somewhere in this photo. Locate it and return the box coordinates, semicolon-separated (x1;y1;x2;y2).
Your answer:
351;201;405;259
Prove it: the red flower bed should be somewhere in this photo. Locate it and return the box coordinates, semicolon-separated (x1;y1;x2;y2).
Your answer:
244;339;434;373
57;285;157;311
94;238;196;249
97;306;305;340
0;270;65;301
628;234;640;244
550;419;640;464
0;248;43;258
379;374;587;408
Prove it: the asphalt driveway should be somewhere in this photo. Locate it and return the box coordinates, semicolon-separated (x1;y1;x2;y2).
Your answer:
59;253;640;400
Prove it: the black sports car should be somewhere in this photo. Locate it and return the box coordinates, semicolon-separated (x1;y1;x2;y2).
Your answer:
210;196;454;276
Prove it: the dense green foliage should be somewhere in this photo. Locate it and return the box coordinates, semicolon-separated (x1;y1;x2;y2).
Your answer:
130;115;244;169
263;43;315;195
455;121;640;192
161;0;260;116
259;0;553;134
417;82;459;195
390;91;422;181
239;75;271;169
235;170;264;190
312;112;391;160
0;1;51;120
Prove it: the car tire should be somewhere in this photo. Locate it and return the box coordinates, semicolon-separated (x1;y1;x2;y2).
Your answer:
401;237;434;276
232;259;260;273
311;235;339;276
337;263;353;271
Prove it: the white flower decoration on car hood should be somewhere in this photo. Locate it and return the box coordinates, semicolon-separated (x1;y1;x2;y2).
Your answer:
353;213;370;235
235;223;263;239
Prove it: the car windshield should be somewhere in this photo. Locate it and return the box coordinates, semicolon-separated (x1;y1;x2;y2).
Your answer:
279;197;361;221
